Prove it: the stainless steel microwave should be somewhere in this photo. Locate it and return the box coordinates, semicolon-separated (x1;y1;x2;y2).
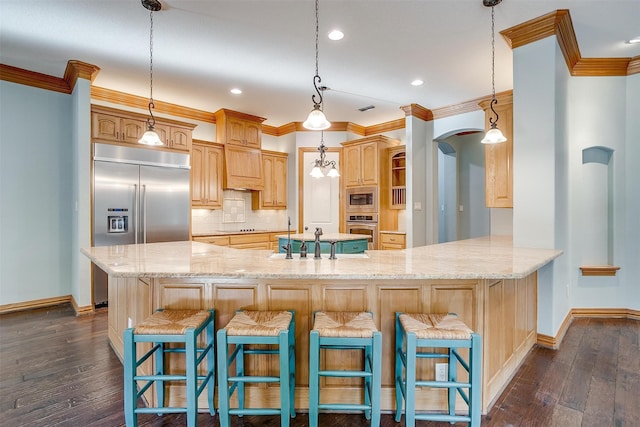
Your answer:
346;187;377;212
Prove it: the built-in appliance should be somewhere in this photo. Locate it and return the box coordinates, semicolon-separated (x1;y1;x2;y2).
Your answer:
92;143;191;307
346;187;378;212
346;213;378;250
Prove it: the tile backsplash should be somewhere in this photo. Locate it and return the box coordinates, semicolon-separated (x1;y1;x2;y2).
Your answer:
192;190;289;234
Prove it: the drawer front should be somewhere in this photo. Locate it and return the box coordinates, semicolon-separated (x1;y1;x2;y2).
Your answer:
229;233;270;245
193;236;230;246
380;233;406;246
341;239;367;254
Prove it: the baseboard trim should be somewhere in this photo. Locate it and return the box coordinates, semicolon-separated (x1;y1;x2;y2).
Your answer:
0;295;72;314
71;295;95;316
537;308;640;349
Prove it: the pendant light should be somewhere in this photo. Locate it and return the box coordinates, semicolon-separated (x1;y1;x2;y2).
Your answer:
138;0;163;146
309;132;339;178
481;0;507;144
303;0;331;131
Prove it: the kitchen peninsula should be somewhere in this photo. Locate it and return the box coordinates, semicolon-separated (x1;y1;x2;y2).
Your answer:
82;237;561;414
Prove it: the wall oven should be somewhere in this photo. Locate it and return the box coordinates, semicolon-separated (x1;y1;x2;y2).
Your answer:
346;213;378;250
346;187;377;213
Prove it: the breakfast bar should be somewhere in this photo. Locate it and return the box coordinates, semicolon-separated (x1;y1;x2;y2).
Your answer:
82;236;561;414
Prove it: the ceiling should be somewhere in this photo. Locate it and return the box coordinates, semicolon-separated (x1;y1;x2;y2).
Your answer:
1;0;638;127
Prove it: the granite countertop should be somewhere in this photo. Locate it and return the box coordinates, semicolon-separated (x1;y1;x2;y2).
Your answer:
82;236;562;280
275;233;367;242
379;230;406;235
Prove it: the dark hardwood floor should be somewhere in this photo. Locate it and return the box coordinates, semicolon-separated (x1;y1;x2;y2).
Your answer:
1;304;638;426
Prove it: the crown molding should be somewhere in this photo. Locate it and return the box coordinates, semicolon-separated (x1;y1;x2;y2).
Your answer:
400;103;434;122
63;60;100;91
0;63;71;93
0;60;100;94
91;86;215;123
501;9;635;77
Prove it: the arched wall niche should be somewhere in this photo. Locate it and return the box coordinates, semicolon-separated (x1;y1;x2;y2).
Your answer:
579;146;620;277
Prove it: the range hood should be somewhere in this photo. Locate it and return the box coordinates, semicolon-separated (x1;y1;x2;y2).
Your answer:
223;145;264;191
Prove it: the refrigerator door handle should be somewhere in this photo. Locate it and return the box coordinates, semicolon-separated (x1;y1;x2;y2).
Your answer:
141;184;147;243
133;184;139;244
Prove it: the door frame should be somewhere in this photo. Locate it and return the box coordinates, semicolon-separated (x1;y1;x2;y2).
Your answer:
297;146;343;233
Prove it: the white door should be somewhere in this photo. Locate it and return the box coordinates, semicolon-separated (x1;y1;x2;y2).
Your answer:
302;151;340;233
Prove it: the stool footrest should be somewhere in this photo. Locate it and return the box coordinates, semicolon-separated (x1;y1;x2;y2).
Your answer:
319;370;372;378
415;413;471;423
229;408;283;416
318;403;371;411
135;406;189;415
416;380;470;388
227;375;280;383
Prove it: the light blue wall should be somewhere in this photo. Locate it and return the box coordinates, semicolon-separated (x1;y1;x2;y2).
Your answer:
0;81;73;305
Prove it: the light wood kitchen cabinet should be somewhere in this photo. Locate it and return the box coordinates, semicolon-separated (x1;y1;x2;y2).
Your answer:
342;135;399;188
214;108;265;149
229;233;270;250
92;111;146;144
192;235;230;246
91;105;194;153
223;145;264;190
480;92;513;208
388;146;406;209
379;232;406;250
191;141;224;208
252;151;288;210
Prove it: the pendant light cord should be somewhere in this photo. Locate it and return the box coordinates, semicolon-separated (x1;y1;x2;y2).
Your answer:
488;5;500;128
147;10;156;127
311;0;323;108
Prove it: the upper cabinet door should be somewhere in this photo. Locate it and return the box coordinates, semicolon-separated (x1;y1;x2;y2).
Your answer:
360;141;379;186
482;94;513;208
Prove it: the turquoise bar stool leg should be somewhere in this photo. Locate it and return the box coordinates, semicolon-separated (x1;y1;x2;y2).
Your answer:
308;311;382;427
216;328;231;427
308;330;320;427
123;328;137;427
394;312;482;427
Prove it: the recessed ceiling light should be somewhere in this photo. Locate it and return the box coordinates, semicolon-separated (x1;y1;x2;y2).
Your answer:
627;36;640;44
411;79;424;86
328;30;344;41
230;88;242;94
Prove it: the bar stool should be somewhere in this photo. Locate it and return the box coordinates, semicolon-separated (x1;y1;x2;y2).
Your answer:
394;312;481;427
217;310;296;427
123;309;215;427
309;311;382;427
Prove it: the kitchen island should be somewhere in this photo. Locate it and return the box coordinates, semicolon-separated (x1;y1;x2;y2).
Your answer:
277;232;368;254
82;236;561;414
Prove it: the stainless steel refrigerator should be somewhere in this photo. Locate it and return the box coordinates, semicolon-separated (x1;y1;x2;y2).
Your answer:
92;143;190;307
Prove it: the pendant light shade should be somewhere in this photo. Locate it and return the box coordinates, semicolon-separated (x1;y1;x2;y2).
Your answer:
303;104;331;131
138;0;163;146
481;0;506;145
481;125;507;144
138;127;163;146
303;0;331;131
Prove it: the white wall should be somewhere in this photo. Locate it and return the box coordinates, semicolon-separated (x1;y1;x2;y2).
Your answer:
0;81;73;305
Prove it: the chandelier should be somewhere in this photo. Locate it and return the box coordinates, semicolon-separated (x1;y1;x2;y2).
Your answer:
310;132;339;178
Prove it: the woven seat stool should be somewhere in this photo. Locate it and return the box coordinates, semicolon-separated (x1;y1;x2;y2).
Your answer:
394;312;481;427
309;311;382;427
217;310;296;427
123;309;215;427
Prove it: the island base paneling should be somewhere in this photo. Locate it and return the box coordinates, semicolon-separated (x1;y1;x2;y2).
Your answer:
107;275;537;414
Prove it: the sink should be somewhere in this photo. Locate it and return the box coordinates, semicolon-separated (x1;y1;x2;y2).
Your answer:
269;253;368;259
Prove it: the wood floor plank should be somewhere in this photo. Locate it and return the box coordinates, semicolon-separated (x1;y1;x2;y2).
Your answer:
1;304;638;427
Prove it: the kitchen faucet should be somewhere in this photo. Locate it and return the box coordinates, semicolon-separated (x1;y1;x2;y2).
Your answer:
314;227;323;259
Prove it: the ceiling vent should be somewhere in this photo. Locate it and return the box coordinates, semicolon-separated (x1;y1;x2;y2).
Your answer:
358;105;375;112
